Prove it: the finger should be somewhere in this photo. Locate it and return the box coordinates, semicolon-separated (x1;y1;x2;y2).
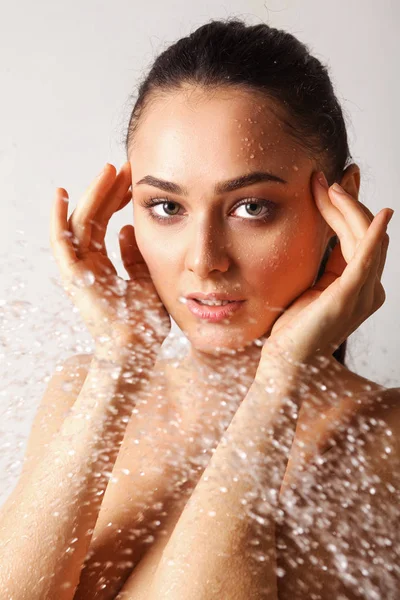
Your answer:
377;233;389;280
95;161;131;221
360;214;392;297
68;163;118;253
313;241;347;292
355;199;375;222
313;174;356;262
357;237;384;313
328;183;372;242
90;162;132;250
50;188;79;280
357;239;388;316
340;209;391;297
92;185;132;258
118;224;151;280
359;214;392;312
116;189;132;213
96;237;109;258
340;211;392;318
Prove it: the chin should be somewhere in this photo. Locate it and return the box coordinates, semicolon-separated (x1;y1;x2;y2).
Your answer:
169;302;275;354
183;324;267;355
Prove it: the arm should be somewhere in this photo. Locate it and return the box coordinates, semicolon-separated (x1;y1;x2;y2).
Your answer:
0;346;156;600
147;356;301;600
146;355;400;600
1;354;93;503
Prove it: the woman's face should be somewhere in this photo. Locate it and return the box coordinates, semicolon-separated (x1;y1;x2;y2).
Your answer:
129;86;332;353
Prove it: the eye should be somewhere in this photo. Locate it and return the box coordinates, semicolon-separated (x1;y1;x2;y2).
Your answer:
232;198;275;220
141;197;182;221
141;196;276;223
151;199;180;218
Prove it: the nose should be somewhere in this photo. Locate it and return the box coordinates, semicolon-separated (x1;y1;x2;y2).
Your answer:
185;219;231;278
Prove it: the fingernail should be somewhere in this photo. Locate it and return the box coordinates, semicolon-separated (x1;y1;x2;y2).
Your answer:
331;182;346;195
317;172;329;190
57;188;69;201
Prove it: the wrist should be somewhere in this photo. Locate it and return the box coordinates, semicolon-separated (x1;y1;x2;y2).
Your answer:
256;349;300;385
256;345;338;396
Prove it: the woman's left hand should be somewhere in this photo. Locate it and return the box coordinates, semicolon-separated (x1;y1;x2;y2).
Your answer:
260;171;394;367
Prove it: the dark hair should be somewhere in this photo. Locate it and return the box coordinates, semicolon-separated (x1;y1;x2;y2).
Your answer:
124;18;352;366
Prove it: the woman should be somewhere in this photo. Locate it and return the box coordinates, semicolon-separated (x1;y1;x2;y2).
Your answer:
0;18;398;600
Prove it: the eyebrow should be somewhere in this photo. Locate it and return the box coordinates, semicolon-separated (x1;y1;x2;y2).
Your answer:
135;171;287;196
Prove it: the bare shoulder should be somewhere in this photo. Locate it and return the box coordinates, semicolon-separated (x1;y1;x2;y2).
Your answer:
345;368;400;432
332;363;399;420
358;384;400;479
278;378;400;599
335;366;400;471
322;374;400;494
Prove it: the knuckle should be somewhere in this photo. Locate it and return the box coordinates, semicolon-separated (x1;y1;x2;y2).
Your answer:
358;255;373;271
370;285;386;312
376;285;386;307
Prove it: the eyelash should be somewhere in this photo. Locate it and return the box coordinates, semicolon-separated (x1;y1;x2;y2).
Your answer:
141;197;276;223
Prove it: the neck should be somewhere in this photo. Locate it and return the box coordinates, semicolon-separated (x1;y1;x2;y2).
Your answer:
184;337;267;386
167;339;263;446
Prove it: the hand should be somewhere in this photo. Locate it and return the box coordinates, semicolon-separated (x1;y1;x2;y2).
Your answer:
260;171;394;367
50;162;171;359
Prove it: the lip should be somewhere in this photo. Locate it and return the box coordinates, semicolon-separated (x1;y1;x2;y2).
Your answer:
185;298;246;322
186;292;245;302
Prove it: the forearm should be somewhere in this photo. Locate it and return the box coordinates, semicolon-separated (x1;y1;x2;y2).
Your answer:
0;346;156;600
148;357;301;600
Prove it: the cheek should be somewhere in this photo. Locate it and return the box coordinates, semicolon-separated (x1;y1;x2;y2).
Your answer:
245;212;323;305
138;243;173;281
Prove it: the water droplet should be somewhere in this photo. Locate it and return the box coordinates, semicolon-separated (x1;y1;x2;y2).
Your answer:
235;449;247;460
143;535;155;544
60;581;72;590
74;270;95;288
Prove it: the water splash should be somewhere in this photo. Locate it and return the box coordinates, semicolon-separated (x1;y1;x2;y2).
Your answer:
1;232;399;600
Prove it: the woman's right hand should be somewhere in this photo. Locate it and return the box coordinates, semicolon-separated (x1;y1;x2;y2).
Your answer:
50;161;171;361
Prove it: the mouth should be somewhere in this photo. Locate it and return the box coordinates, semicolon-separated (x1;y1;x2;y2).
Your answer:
185;292;245;302
191;298;238;306
185;298;246;322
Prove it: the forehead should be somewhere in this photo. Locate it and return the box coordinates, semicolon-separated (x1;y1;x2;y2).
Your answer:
129;86;311;183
